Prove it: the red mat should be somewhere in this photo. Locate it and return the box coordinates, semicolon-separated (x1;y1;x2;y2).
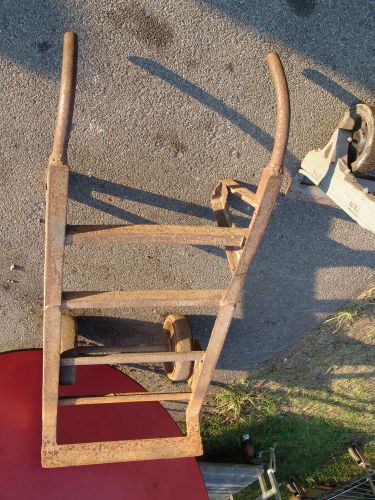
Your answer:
0;350;207;499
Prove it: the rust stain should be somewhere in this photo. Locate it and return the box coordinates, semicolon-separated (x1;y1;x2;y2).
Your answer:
155;131;187;155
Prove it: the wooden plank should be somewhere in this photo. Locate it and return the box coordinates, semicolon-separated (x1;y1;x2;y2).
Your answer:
42;435;203;468
199;463;263;495
62;289;225;310
60;350;205;366
65;224;247;246
59;391;191;406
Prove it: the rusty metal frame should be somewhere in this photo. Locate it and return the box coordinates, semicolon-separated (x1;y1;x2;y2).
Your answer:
42;32;290;468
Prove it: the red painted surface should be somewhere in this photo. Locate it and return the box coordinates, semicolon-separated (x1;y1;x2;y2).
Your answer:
0;350;207;500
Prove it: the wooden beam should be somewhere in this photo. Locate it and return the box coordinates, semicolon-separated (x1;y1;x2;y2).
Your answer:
59;391;191;406
65;224;247;247
62;289;225;309
60;350;205;366
42;436;203;468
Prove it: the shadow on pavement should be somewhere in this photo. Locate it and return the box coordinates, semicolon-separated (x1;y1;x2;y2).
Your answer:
129;56;298;172
201;0;375;91
303;69;361;106
66;61;372;372
69;168;373;373
0;0;71;76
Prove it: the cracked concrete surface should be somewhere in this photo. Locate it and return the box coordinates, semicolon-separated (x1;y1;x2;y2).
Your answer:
0;0;374;388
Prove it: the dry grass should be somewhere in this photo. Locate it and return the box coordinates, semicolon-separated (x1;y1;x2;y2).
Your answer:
201;285;375;497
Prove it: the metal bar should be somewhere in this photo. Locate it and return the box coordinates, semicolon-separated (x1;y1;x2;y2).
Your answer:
187;304;236;419
258;474;268;494
50;32;76;164
42;165;69;443
222;179;259;208
59;391;191;406
60;350;205;366
267;469;282;499
187;52;289;422
65;224;247;247
266;52;290;172
42;436;203;468
74;344;169;355
62;289;225;309
211;181;243;274
42;32;75;460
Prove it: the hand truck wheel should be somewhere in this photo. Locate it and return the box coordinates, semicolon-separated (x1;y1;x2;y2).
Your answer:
339;103;375;174
59;313;77;385
163;314;193;382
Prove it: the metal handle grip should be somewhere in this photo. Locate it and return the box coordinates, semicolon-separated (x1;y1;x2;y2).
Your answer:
50;32;77;164
266;52;290;172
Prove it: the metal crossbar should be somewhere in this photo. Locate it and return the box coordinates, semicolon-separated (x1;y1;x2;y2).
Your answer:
323;472;375;499
41;32;290;467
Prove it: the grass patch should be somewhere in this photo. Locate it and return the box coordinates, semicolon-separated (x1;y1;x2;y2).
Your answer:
201;285;375;498
323;285;375;332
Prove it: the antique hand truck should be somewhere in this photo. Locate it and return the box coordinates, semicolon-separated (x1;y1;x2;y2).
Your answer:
42;32;290;468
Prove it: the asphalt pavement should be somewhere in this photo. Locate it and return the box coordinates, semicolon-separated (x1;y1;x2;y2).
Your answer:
0;0;374;388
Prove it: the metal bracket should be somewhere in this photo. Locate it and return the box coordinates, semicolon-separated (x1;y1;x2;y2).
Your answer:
288;127;375;233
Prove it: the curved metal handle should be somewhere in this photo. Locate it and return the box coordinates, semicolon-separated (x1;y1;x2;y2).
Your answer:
50;32;77;164
266;52;290;173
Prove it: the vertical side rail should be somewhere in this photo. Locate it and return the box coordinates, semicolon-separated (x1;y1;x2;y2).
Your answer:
42;32;76;464
42;164;69;451
187;52;290;431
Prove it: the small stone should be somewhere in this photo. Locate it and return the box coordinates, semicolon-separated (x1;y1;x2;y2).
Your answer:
230;148;240;159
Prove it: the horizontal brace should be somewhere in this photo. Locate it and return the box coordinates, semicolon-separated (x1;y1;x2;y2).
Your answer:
65;224;247;246
42;436;203;467
59;391;191;406
73;344;169;355
60;350;205;366
61;289;225;309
